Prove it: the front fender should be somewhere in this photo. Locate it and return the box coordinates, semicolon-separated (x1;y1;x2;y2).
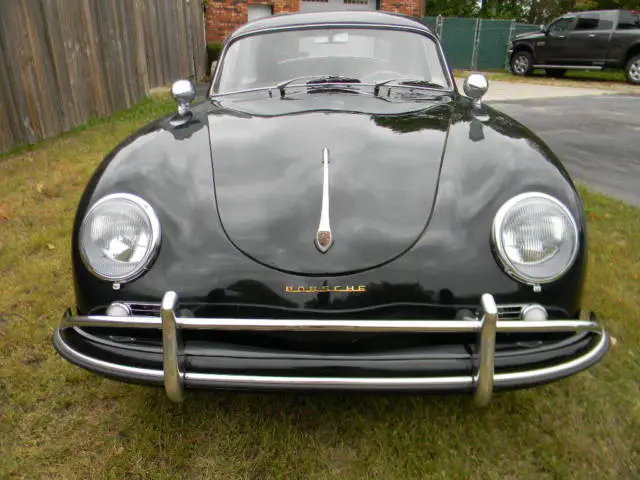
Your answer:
409;99;586;309
71;104;228;311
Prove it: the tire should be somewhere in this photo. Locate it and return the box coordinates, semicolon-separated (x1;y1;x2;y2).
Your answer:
545;68;566;78
625;54;640;85
511;51;534;76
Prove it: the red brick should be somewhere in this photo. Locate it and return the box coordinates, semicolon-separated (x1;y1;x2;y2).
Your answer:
205;0;422;44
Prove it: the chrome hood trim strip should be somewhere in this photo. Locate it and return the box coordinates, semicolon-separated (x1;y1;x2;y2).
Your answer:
315;147;333;253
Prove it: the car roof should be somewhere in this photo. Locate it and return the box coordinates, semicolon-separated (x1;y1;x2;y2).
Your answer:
229;11;432;39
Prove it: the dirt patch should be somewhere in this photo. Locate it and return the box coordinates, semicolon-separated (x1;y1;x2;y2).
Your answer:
21;354;47;367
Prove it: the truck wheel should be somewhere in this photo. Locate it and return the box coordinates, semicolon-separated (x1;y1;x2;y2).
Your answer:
626;54;640;85
511;51;534;76
545;68;566;78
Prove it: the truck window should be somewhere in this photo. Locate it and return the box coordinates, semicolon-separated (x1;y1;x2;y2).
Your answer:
549;17;575;33
617;11;640;30
575;13;613;31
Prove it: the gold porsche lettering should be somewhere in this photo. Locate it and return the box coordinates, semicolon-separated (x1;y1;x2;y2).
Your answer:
284;285;366;293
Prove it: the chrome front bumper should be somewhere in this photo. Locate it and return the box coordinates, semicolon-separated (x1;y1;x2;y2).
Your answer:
54;292;608;406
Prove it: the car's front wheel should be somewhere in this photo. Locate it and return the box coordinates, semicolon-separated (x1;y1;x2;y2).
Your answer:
545;68;566;78
511;51;534;76
625;54;640;85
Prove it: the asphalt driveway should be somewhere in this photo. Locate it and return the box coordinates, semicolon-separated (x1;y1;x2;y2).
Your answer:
489;94;640;206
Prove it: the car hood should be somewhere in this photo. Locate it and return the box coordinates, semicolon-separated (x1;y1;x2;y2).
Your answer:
208;94;453;276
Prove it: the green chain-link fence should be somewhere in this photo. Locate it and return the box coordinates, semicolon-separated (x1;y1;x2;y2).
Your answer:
423;16;540;70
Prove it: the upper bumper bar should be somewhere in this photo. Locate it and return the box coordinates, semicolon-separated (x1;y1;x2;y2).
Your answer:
55;292;607;406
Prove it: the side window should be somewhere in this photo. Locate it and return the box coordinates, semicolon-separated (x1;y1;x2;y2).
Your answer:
575;13;612;31
598;19;614;30
549;17;575;33
617;11;640;30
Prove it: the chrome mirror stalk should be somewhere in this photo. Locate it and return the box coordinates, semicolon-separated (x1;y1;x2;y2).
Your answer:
171;79;196;117
463;73;489;109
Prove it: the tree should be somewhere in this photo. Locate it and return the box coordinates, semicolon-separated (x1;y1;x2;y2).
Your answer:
425;0;477;17
526;0;581;24
425;0;640;21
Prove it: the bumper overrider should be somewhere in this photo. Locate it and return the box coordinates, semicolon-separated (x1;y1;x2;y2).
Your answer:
53;292;608;406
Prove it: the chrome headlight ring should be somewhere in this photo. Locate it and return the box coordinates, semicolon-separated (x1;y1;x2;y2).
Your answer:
492;192;579;285
79;193;161;283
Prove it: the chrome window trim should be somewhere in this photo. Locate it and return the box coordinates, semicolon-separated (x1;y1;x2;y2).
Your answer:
491;192;580;286
209;23;455;98
79;193;162;283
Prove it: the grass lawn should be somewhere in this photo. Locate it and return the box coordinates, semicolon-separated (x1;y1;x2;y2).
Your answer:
1;97;639;479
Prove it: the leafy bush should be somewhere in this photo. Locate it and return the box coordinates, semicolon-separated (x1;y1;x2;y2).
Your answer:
207;43;223;76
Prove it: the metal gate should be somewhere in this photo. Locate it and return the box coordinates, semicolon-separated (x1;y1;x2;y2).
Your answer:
299;0;376;13
423;16;540;70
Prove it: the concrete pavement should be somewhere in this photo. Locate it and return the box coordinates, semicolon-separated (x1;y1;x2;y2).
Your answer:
490;95;640;206
455;78;611;101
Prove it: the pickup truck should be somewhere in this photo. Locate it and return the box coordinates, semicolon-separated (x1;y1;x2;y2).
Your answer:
510;9;640;84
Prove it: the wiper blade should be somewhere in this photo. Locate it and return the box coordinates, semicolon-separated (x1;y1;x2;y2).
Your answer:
374;78;445;96
307;76;361;85
277;75;361;98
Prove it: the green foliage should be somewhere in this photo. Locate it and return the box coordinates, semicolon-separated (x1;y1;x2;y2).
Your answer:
425;0;477;17
207;43;223;76
488;1;531;21
426;0;640;23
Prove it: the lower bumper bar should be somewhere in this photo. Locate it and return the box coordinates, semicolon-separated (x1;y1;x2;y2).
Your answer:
54;292;607;405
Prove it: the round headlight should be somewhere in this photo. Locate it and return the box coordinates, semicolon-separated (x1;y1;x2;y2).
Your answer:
79;193;161;282
492;192;579;285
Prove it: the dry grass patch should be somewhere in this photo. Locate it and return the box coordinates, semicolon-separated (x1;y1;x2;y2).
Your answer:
0;98;638;479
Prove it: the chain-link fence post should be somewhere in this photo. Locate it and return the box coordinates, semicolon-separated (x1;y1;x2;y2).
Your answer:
471;18;481;70
436;15;444;39
505;20;516;70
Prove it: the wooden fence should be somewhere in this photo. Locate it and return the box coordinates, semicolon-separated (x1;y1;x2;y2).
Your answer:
0;0;207;154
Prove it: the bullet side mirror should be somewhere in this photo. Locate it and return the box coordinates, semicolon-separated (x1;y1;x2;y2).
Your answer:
463;73;489;108
171;79;196;117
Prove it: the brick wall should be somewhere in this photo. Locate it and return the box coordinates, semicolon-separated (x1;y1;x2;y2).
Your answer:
206;0;247;43
273;0;300;15
381;0;423;19
206;0;422;45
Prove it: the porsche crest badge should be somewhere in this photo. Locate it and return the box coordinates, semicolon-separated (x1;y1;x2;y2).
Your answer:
316;230;332;251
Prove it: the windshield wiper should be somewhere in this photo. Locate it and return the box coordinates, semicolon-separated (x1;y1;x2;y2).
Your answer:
277;75;361;98
373;79;446;96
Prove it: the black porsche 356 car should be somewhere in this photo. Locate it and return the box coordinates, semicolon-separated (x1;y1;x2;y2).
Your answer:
53;12;608;405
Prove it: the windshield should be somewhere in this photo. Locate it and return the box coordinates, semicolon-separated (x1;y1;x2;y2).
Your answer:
214;27;451;93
